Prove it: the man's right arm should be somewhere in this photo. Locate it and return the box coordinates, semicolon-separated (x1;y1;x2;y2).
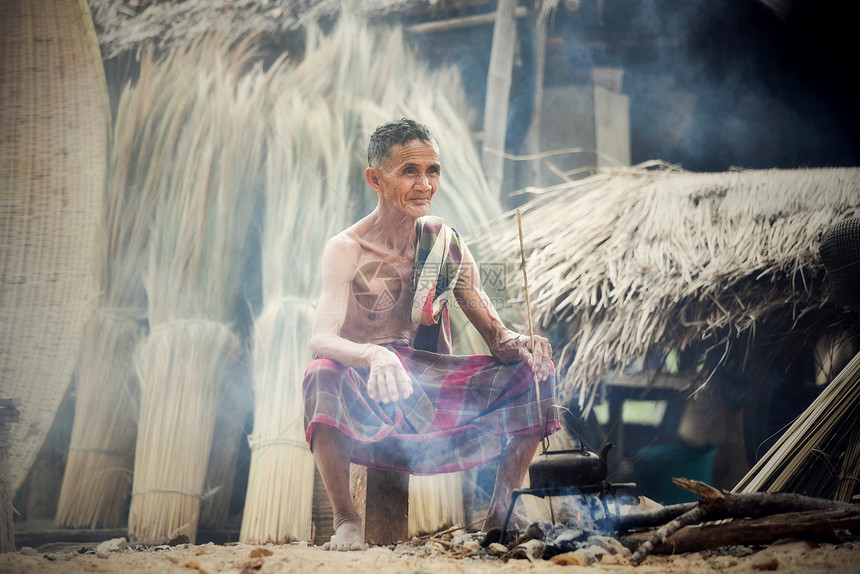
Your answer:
309;235;413;403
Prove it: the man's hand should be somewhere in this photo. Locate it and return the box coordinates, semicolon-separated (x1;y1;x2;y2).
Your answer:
492;332;553;381
367;347;413;403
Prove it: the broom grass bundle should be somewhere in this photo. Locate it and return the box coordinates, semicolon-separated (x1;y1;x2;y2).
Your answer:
56;41;178;529
241;15;385;545
56;316;143;528
240;76;357;542
408;473;465;537
733;350;860;499
480;166;860;410
127;37;266;543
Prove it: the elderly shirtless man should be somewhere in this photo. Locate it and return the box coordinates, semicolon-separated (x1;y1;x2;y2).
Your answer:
303;118;558;551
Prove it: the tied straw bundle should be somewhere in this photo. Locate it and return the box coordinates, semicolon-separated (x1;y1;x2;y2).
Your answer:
240;93;356;542
56;36;179;529
128;38;265;543
238;15;363;541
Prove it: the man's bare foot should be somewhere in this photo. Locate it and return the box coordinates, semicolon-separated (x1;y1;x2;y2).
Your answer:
322;520;365;551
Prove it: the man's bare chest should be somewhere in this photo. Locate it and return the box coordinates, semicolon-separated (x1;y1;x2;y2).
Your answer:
340;248;418;343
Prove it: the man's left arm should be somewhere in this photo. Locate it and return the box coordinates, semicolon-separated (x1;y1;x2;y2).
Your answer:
453;242;552;381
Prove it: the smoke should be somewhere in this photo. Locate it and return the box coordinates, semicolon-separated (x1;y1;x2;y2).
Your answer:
403;0;859;173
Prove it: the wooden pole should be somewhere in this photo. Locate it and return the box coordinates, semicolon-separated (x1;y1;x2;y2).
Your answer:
517;210;542;428
482;0;518;202
407;6;527;34
526;8;549;188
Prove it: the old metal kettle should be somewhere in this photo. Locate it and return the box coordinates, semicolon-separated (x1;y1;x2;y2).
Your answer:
528;440;613;491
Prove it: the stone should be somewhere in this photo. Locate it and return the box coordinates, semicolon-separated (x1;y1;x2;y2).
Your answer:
751;555;779;571
488;542;508;556
95;537;127;558
550;549;595;566
19;547;39;556
249;547;273;558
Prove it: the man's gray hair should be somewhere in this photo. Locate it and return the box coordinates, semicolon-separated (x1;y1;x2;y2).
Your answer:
367;118;438;168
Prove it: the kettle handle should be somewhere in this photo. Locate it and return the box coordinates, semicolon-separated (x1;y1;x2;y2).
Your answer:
542;405;591;454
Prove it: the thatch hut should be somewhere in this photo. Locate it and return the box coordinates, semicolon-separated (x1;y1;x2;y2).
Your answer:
478;164;859;497
483;165;860;408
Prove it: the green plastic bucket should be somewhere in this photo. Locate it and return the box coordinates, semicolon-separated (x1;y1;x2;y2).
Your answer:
634;444;717;505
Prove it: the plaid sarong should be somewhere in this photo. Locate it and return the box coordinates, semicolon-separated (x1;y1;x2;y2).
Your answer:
303;345;560;475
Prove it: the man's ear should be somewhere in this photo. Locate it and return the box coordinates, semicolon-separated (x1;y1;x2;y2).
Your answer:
364;166;380;191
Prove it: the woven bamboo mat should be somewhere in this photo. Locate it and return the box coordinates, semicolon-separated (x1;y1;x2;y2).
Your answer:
0;0;108;489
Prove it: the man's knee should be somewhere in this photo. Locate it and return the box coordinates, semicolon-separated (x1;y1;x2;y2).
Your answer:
310;422;352;453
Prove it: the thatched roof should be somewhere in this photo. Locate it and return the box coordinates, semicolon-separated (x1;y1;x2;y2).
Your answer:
480;165;860;408
89;0;561;60
88;0;406;59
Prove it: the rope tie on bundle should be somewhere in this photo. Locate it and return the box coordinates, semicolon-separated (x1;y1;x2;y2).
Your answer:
68;445;131;457
246;434;310;453
132;486;221;501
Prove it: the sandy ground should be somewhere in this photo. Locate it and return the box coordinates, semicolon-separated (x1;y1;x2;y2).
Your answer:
2;536;859;574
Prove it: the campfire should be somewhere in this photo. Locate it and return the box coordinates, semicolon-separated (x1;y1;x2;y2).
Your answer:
391;477;860;566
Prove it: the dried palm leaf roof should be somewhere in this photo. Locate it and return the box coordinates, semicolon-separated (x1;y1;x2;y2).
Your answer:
480;165;860;409
89;0;562;60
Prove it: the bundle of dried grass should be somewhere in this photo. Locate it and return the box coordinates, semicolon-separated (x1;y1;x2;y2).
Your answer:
56;316;143;528
0;0;107;490
733;350;860;500
56;38;180;529
127;38;266;543
409;474;465;537
480;166;860;410
240;87;356;543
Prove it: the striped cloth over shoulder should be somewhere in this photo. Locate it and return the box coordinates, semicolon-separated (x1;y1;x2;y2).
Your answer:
412;216;463;326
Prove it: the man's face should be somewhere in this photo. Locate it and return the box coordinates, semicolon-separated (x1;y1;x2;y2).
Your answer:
371;139;441;218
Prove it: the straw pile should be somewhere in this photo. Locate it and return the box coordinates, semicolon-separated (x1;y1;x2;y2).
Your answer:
480;166;860;410
409;474;465;536
126;38;266;543
55;33;181;528
0;0;107;490
734;349;860;500
240;94;354;543
239;14;502;542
